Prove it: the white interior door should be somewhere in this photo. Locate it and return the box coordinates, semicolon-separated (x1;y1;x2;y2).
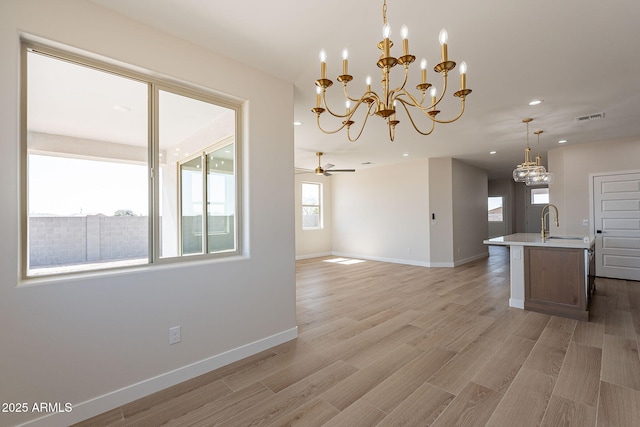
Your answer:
593;172;640;281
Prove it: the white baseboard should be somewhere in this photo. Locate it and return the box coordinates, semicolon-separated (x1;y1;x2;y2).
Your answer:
454;252;490;267
19;327;298;427
429;261;455;267
328;251;489;268
509;298;525;309
331;252;430;267
295;251;332;260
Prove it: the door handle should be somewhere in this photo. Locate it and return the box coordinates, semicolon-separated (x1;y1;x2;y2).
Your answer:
596;230;602;234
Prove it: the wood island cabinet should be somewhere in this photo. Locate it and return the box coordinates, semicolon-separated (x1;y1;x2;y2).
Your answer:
524;246;594;321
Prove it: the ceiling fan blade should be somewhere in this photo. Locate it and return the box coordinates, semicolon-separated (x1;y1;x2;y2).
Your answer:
311;152;355;175
294;167;314;174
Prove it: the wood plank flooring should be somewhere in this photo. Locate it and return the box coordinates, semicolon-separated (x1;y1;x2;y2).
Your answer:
75;246;640;426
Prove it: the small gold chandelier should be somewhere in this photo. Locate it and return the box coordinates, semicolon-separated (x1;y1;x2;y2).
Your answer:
513;118;554;185
311;0;471;142
526;130;554;186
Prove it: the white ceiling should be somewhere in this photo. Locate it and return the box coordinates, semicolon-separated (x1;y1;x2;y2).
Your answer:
86;0;640;178
28;51;230;150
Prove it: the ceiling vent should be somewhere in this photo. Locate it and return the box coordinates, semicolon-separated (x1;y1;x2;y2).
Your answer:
576;112;605;123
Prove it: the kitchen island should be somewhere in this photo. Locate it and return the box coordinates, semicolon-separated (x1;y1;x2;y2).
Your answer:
484;233;595;320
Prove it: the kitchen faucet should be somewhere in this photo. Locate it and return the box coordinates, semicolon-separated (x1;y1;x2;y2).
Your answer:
541;204;559;242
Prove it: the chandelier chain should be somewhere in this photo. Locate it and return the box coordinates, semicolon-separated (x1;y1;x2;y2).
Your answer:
382;0;387;25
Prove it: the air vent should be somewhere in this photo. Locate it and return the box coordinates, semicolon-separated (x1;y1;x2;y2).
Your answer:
576;112;605;123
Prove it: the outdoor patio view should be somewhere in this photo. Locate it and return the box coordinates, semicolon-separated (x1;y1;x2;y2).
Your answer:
25;48;237;276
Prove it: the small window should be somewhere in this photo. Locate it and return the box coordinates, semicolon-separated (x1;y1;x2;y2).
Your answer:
531;188;550;205
302;182;322;230
488;197;504;222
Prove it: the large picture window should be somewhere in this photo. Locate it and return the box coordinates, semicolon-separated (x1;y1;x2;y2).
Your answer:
22;43;241;277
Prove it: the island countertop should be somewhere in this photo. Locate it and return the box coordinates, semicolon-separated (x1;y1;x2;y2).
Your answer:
484;233;593;249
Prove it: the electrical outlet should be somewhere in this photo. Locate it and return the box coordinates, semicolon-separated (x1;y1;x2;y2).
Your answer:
169;326;181;345
512;249;521;260
583;219;589;226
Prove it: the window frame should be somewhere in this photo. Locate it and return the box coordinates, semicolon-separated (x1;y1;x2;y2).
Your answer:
20;40;244;279
488;196;504;223
530;187;550;205
177;137;236;256
301;181;323;230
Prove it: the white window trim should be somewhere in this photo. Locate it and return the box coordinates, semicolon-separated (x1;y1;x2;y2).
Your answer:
301;181;323;230
20;39;244;280
530;187;550;205
177;136;236;256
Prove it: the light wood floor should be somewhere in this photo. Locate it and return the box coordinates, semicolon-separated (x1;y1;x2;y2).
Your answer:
76;246;640;426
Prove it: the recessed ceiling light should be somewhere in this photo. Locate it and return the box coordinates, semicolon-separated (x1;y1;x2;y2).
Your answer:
528;99;543;106
558;139;567;144
293;121;302;126
402;153;409;157
489;151;497;155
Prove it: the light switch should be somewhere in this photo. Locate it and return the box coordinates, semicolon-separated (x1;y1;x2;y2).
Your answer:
512;249;521;260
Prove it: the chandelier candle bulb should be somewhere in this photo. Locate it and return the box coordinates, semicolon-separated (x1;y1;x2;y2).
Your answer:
342;49;349;75
316;86;322;107
366;75;372;92
383;23;391;57
319;49;327;79
401;25;409;56
459;61;467;90
420;58;428;83
345;100;351;114
430;87;437;108
439;29;448;62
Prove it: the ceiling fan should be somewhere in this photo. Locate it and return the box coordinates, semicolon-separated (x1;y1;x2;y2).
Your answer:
309;152;356;176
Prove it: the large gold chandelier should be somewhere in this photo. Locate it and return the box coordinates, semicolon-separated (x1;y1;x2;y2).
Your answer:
311;0;471;142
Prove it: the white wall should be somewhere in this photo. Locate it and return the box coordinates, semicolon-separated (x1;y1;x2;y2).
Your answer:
429;158;489;266
488;178;517;236
549;137;640;235
452;159;490;265
312;157;487;267
428;158;454;266
331;159;431;266
295;173;332;258
0;1;296;426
